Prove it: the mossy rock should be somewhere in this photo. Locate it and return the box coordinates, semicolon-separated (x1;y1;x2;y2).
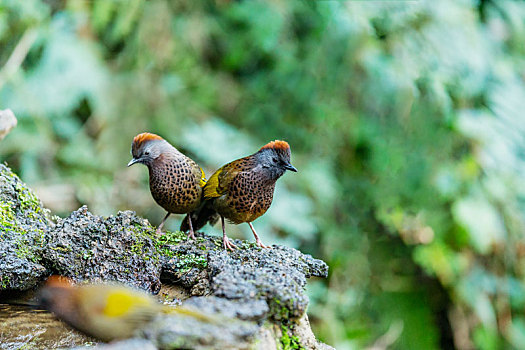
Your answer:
0;164;49;290
42;206;163;292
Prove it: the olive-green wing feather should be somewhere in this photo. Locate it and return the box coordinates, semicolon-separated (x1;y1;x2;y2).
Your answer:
203;159;247;199
186;157;207;188
203;167;223;198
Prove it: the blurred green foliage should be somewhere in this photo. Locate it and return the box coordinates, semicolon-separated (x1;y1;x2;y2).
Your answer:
1;0;525;349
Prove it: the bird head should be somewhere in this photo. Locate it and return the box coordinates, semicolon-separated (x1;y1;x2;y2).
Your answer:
257;140;297;178
38;276;78;320
128;132;167;167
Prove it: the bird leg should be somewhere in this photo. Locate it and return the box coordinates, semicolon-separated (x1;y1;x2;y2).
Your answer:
156;212;171;235
186;215;196;240
222;216;237;251
248;222;271;248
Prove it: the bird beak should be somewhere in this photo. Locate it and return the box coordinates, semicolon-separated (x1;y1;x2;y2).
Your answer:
127;158;139;167
284;163;298;172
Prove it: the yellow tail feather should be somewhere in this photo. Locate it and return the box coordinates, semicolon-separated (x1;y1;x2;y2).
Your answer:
163;305;217;323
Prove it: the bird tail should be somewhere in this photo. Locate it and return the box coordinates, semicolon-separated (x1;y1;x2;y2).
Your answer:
164;305;216;322
180;200;219;232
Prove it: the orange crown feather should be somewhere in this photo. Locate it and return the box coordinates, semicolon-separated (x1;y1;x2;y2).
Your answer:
259;140;290;152
45;275;75;288
132;132;163;148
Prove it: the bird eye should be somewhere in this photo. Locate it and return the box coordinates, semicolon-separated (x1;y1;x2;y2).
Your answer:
272;157;278;163
144;151;150;156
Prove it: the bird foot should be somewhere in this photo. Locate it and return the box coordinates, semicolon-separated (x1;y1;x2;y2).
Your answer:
223;236;238;251
255;239;271;249
155;227;165;236
187;230;196;240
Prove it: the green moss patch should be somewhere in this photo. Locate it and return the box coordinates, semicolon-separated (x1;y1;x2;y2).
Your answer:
153;230;208;271
0;165;50;290
280;324;304;350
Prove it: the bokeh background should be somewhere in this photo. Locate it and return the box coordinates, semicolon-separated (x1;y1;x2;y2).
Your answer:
2;0;525;349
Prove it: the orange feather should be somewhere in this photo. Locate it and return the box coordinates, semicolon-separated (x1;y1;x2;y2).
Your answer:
45;275;74;288
259;140;290;151
132;133;163;148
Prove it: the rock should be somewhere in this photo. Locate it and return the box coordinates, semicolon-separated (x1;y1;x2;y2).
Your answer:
71;339;156;350
250;315;336;350
159;232;217;289
0;163;332;349
42;207;163;293
184;296;269;322
292;314;335;350
161;235;328;321
208;246;327;321
142;312;259;350
0;164;49;290
0;109;17;141
254;326;279;350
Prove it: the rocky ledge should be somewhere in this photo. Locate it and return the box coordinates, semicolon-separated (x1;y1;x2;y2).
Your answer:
0;164;331;350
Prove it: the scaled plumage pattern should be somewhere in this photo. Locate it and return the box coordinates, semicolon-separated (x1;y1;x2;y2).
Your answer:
128;132;206;237
182;140;297;250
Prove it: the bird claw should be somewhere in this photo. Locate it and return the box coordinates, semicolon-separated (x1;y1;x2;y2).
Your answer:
223;237;238;251
255;240;271;249
187;230;197;240
155;228;164;236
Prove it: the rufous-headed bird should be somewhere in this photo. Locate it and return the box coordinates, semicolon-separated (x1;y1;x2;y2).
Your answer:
128;132;206;237
38;276;212;342
182;140;297;250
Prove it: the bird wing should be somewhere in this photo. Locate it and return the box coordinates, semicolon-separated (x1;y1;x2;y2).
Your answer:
74;285;160;341
204;158;249;199
101;288;154;318
186;157;207;188
199;167;207;187
204;165;230;198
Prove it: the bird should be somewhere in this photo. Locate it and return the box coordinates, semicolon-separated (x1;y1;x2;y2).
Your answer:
182;140;297;251
38;276;212;342
127;132;206;238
